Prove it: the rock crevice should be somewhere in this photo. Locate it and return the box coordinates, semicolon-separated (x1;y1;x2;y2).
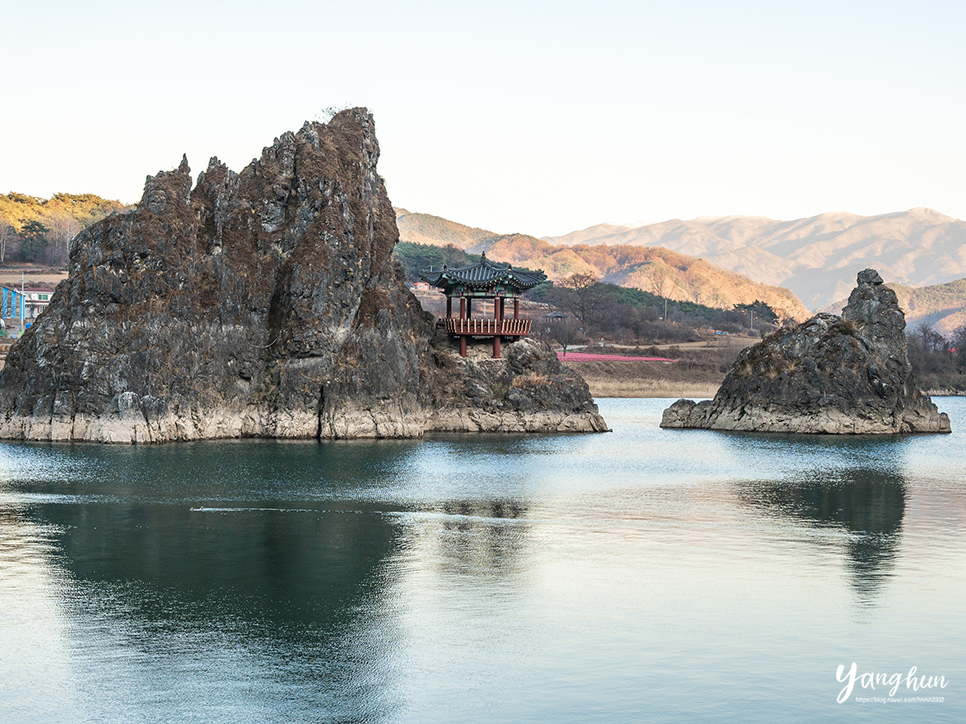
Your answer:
661;269;950;434
0;109;606;443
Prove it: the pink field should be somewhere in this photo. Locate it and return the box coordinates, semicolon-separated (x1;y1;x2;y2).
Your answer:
557;352;677;363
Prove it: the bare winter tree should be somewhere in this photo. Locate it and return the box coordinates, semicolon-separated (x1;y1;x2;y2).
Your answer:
646;265;677;320
558;273;607;325
43;214;82;266
552;316;585;357
0;224;15;264
953;324;966;373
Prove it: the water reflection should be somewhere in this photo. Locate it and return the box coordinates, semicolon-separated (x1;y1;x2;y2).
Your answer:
395;499;532;583
2;399;965;724
738;468;906;606
0;437;430;502
3;499;402;723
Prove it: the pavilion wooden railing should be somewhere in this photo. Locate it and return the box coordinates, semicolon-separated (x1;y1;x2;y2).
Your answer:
443;318;532;336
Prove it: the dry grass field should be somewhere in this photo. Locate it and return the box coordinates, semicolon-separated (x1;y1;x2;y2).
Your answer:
583;376;720;399
0;268;68;289
563;358;724;398
561;336;757;398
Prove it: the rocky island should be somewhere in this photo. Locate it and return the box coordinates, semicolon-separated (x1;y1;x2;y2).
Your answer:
661;269;950;434
0;109;606;442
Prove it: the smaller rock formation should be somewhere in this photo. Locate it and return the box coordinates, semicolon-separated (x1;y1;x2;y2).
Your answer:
661;269;951;434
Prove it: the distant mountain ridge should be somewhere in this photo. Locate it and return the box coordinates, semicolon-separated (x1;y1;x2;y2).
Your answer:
541;208;966;310
395;210;809;321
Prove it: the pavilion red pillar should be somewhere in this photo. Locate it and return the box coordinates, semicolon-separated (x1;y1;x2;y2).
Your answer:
492;295;502;358
446;296;452;319
459;297;468;357
514;298;519;319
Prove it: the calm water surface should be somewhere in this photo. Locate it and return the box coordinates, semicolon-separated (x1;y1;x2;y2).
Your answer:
1;398;964;723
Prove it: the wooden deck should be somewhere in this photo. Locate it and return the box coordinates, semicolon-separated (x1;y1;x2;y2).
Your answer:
441;318;532;336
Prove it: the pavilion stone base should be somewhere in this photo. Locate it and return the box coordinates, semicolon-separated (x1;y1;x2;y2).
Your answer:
458;334;518;359
439;333;519;361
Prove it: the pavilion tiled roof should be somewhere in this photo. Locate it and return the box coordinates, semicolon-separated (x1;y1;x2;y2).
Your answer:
421;252;546;292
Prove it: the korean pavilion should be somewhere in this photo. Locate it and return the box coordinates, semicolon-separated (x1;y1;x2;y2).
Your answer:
421;252;547;358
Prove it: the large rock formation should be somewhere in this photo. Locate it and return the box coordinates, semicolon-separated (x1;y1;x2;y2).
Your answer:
661;269;950;434
0;109;606;442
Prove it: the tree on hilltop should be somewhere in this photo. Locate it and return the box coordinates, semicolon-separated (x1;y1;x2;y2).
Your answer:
733;300;777;332
19;220;50;263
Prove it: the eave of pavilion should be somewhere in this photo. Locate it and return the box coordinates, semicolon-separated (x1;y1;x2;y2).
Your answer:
421;252;546;298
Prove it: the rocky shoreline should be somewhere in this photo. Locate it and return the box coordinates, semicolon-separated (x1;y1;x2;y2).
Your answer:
0;110;606;443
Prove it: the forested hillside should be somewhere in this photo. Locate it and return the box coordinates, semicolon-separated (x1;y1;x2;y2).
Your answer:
0;192;130;267
394;240;789;345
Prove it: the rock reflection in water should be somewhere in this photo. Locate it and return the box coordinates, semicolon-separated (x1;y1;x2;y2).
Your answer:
15;500;402;723
738;468;906;605
397;500;531;582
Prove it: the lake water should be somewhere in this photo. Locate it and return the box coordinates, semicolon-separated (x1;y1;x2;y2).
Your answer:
1;398;964;723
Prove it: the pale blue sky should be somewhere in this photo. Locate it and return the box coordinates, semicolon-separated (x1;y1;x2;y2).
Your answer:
2;0;964;235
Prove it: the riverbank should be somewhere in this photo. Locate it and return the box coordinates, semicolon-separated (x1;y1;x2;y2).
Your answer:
558;339;753;398
561;348;965;401
0;267;68;288
564;358;721;398
918;374;966;396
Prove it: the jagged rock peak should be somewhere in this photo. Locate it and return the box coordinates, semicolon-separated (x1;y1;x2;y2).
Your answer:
856;268;883;285
841;268;906;358
139;154;192;215
660;269;950;434
0;109;606;443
